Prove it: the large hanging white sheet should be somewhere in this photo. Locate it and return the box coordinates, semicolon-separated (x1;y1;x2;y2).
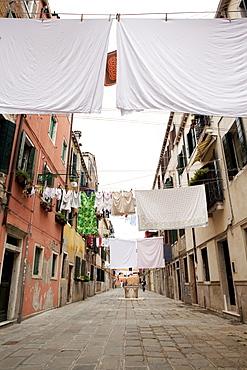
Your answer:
136;237;165;269
109;238;137;269
116;18;247;117
0;18;112;114
135;185;208;231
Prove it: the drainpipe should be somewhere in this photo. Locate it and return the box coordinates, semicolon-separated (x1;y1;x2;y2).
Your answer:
2;114;24;226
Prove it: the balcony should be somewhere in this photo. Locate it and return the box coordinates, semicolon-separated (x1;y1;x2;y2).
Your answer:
194;115;211;141
189;161;224;212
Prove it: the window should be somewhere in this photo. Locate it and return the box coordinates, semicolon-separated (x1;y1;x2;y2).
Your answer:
90;265;94;281
43;163;55;187
81;259;86;276
201;247;210;281
222;118;247;180
33;245;43;276
184;257;189;283
51;253;58;278
17;131;37;180
70;150;78;179
0;118;16;174
61;140;67;163
97;268;105;282
74;256;81;279
61;253;67;278
177;145;187;176
187;128;197;157
48;115;57;143
170;229;178;244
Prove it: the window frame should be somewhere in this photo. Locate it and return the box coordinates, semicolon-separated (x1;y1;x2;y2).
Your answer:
51;252;58;279
48;115;57;144
17;131;37;180
201;247;210;282
32;244;44;278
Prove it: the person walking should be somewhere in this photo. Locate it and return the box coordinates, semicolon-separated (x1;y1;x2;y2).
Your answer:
141;280;146;292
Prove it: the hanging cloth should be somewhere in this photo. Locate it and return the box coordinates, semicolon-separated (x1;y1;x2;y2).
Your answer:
77;192;98;235
109;238;137;269
136;237;165;269
60;189;73;213
135;185;208;231
111;190;135;216
0;18;112;114
71;191;81;209
116;18;247;117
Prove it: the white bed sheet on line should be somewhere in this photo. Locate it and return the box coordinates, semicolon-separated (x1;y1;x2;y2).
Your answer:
0;18;112;114
116;18;247;117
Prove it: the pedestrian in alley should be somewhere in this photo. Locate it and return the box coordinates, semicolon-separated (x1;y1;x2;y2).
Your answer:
141;279;146;292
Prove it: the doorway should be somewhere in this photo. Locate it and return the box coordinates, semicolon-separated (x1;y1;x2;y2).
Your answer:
0;250;14;322
218;239;236;311
189;253;198;304
67;265;73;302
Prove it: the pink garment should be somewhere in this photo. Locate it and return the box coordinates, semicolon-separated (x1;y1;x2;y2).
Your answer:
136;237;165;269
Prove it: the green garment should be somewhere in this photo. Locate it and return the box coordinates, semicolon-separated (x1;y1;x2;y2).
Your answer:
77;192;98;235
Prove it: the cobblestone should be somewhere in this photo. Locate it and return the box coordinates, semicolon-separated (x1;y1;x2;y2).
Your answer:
0;288;247;369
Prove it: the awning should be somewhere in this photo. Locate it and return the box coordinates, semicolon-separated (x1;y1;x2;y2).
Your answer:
192;135;217;165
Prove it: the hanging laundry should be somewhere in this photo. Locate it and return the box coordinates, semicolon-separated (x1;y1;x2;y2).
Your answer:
71;191;81;209
116;18;247;117
111;190;135;216
95;191;113;214
60;189;73;213
0;18;112;114
136;237;165;269
77;192;98;235
103;192;113;213
95;192;105;213
135;185;208;231
109;238;137;269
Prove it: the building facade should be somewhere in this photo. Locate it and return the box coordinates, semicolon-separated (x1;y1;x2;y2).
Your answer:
147;0;247;323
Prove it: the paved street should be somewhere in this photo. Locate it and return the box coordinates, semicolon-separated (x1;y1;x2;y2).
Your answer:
0;288;247;370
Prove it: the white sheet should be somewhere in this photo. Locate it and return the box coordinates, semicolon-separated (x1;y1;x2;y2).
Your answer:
109;238;137;269
0;18;112;114
116;18;247;117
136;237;165;269
135;185;208;231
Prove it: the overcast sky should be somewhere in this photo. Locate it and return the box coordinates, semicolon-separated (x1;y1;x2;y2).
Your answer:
49;0;220;192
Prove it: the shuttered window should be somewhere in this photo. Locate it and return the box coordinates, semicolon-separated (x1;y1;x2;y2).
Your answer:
17;131;37;180
0;119;15;174
222;118;247;180
74;256;81;279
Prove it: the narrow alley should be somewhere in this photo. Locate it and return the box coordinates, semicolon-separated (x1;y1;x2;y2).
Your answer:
0;288;247;370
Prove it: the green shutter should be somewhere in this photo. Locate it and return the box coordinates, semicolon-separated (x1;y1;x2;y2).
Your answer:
236;118;247;167
17;131;26;170
0;119;16;174
26;146;37;180
75;256;80;279
81;260;86;276
222;133;237;179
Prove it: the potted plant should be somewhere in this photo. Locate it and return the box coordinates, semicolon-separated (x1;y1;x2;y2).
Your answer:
189;168;209;186
55;212;67;225
16;170;30;188
40;199;53;212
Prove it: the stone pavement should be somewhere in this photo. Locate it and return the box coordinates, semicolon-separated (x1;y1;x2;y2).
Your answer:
0;288;247;370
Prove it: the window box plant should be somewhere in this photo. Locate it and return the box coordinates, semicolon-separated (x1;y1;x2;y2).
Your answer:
40;199;53;212
55;212;67;225
16;170;30;188
75;275;90;282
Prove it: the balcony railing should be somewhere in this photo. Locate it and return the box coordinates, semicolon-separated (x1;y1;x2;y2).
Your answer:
189;161;223;211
